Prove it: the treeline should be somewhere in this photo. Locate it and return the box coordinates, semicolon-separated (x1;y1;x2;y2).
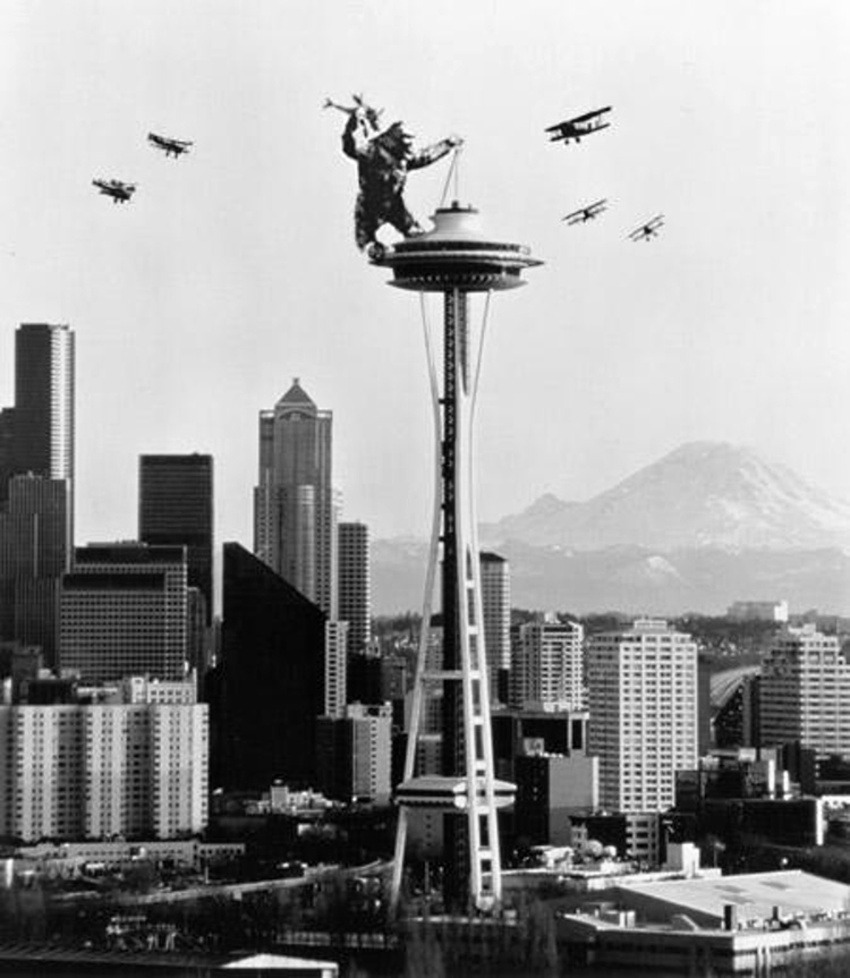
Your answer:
402;896;559;978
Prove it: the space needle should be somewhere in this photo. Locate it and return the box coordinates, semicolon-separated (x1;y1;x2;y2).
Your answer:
377;200;542;912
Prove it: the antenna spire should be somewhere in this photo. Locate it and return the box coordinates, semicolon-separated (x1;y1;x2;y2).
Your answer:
439;143;463;209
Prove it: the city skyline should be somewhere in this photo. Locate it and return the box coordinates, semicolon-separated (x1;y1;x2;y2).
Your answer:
2;2;849;554
11;5;850;948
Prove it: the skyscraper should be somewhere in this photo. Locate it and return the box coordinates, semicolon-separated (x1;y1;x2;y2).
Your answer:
0;474;71;666
211;543;329;790
0;408;14;501
253;379;336;617
586;618;698;815
510;615;586;712
139;454;214;622
324;620;349;719
480;552;510;704
59;543;188;682
11;323;75;485
0;325;74;662
760;624;850;758
338;521;371;656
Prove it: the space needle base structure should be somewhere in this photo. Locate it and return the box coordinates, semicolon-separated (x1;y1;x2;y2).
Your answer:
377;202;541;913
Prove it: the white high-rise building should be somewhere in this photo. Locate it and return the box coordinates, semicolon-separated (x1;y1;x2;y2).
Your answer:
324;620;348;719
760;624;850;758
0;677;207;842
0;705;85;840
586;618;698;814
510;615;585;711
150;704;209;839
84;703;153;839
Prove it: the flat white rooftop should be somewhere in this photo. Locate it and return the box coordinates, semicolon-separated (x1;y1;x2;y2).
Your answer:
619;869;850;925
222;954;338;975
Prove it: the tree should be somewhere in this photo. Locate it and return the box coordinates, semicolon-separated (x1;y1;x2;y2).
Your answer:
404;923;445;978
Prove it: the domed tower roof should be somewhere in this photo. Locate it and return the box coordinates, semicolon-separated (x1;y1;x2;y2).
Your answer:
276;377;315;410
375;201;542;292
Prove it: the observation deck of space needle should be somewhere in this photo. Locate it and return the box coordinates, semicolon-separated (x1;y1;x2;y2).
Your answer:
330;95;542;914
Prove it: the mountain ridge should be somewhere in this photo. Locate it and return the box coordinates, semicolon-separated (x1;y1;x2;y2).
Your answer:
480;441;850;552
372;442;850;615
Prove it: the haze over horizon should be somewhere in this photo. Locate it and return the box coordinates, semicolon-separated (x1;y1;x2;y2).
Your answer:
3;2;850;552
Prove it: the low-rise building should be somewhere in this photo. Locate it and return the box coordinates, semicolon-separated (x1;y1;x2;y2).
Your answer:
558;870;850;975
514;753;598;847
315;702;392;804
727;600;789;623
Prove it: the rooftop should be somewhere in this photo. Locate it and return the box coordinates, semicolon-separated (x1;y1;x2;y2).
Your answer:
276;378;315;409
619;870;850;926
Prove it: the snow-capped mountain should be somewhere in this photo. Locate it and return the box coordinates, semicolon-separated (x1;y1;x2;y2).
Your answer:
482;442;850;552
373;443;850;614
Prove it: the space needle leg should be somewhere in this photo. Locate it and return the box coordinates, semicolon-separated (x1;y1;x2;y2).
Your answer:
449;287;501;910
390;292;443;914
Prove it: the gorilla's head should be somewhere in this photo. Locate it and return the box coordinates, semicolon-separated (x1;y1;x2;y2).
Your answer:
378;121;415;159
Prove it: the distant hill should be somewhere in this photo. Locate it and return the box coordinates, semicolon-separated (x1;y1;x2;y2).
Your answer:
372;442;850;615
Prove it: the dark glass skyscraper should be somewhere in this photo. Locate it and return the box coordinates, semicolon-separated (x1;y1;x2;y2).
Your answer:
139;454;214;623
0;474;71;666
338;521;370;655
211;543;327;790
0;409;15;503
0;324;74;664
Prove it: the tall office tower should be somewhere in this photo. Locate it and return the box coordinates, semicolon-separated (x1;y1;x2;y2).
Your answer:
480;552;510;705
760;624;850;758
253;379;336;617
0;474;71;665
186;588;210;678
586;619;698;814
7;323;75;504
338;521;371;656
211;543;328;790
509;615;585;712
0;324;74;656
59;542;188;681
316;702;393;805
0;677;207;842
139;454;214;624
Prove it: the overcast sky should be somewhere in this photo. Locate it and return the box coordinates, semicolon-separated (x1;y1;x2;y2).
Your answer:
2;0;849;548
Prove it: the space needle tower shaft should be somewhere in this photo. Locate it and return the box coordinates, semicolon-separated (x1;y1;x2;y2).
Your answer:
380;202;541;913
